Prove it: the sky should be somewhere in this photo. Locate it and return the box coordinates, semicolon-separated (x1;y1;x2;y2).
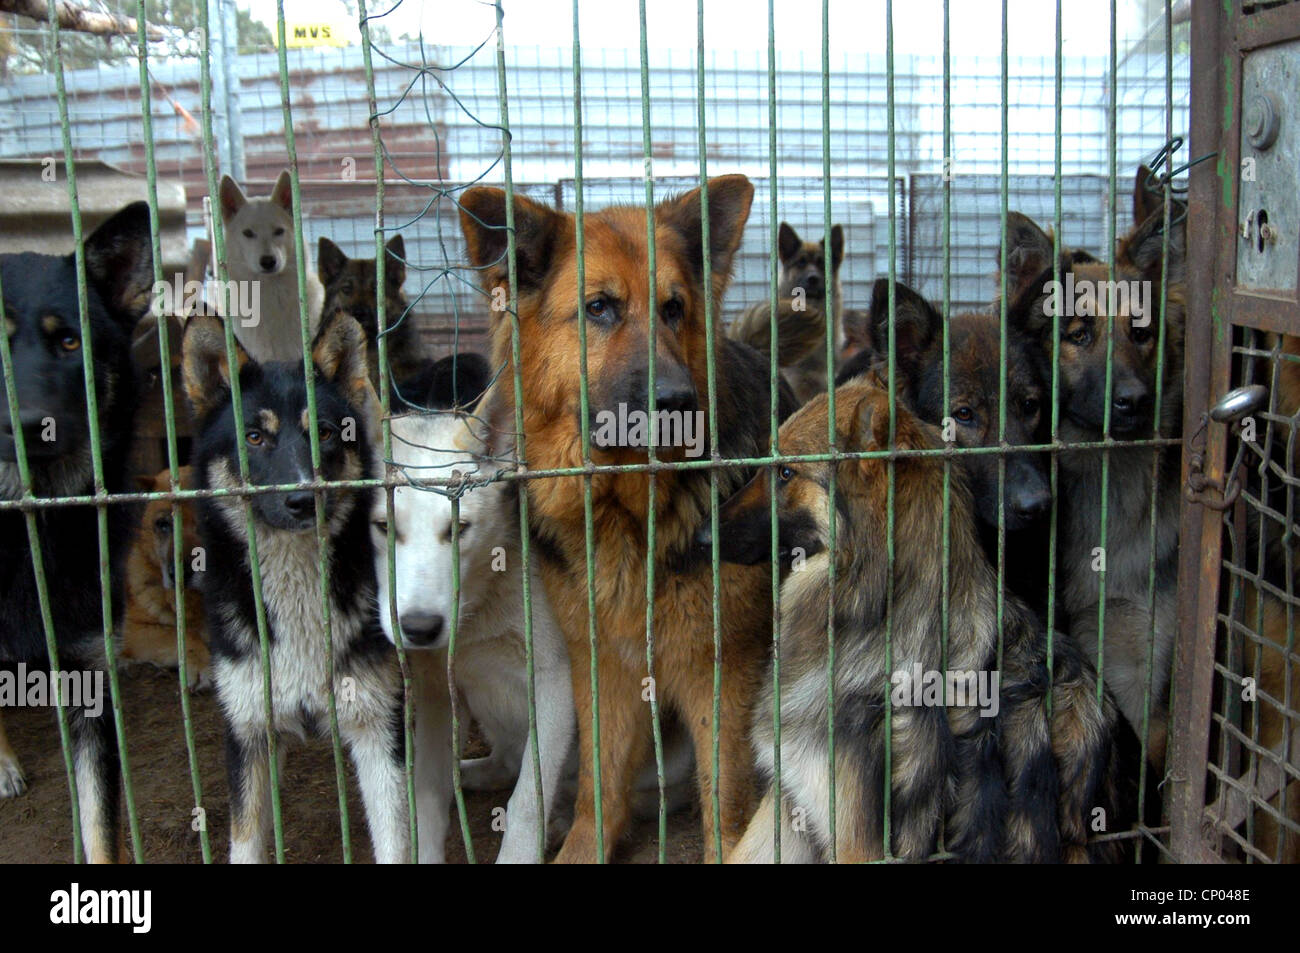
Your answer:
246;0;1156;58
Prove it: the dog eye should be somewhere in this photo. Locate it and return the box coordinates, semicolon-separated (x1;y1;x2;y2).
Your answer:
779;466;794;482
153;515;170;532
318;425;336;443
1130;326;1152;345
1020;398;1040;416
1067;327;1091;346
341;281;354;295
372;518;389;535
59;334;80;352
953;406;975;423
458;520;472;534
585;296;611;322
245;429;264;447
661;298;684;326
273;227;285;237
242;229;255;239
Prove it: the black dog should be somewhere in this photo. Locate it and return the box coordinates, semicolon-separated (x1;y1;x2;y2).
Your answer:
0;201;154;861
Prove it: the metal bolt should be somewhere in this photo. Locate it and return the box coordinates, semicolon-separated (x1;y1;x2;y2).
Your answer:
1246;93;1281;150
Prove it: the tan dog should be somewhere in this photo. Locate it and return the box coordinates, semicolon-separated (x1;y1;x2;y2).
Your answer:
120;466;211;689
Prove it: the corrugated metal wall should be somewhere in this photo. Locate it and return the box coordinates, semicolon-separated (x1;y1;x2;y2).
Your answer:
0;42;1188;357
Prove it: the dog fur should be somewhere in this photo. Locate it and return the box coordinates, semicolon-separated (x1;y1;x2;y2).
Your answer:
120;465;211;690
458;175;786;862
183;311;407;863
728;222;845;405
0;200;154;861
218;171;325;364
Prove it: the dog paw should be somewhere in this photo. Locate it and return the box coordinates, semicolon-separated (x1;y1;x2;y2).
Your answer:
458;755;516;791
0;753;27;798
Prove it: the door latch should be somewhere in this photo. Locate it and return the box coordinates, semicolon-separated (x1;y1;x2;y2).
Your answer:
1186;385;1268;510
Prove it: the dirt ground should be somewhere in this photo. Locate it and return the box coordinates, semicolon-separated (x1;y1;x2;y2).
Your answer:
0;665;703;864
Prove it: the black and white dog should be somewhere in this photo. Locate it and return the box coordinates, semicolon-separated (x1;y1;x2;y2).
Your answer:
0;202;154;862
182;312;408;863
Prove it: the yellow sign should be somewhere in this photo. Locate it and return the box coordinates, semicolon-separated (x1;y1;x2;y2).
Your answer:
284;21;349;48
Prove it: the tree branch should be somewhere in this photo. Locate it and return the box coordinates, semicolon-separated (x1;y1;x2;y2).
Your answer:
0;0;165;41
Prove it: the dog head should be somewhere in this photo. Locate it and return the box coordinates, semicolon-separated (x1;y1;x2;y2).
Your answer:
776;221;844;304
219;171;298;278
182;312;372;533
318;234;409;345
372;411;512;650
136;466;202;590
457;176;754;465
0;201;153;490
1004;205;1185;438
709;376;943;572
857;278;1050;532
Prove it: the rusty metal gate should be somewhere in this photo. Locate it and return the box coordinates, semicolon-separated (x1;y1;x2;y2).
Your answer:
1171;0;1300;863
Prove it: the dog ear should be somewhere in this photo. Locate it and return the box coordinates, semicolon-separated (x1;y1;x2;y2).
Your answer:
1002;212;1056;302
218;175;246;223
1120;203;1187;285
867;278;939;385
83;201;155;329
658;174;755;291
312;312;371;410
459;187;565;297
270;170;293;212
829;224;844;272
1132;164;1161;227
384;234;406;288
135;474;157;491
777;222;801;264
317;237;346;287
182;315;246;421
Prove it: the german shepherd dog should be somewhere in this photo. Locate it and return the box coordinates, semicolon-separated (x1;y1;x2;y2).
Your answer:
0;201;154;861
1002;194;1185;770
318;234;425;396
728;222;845;405
837;278;1058;621
713;378;1119;863
183;312;408;863
459;175;789;862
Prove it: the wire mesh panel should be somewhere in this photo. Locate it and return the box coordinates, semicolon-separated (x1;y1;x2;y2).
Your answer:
0;0;1239;868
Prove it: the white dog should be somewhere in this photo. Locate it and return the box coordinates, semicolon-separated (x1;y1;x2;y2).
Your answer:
374;409;577;863
217;170;324;363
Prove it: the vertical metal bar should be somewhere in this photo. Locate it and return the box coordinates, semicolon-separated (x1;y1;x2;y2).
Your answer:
272;0;354;862
568;0;604;865
995;0;1009;672
45;0;143;863
136;0;212;863
822;0;840;862
1047;0;1064;732
939;0;953;858
198;0;286;864
357;0;419;863
882;0;897;861
766;0;783;865
695;0;725;865
447;495;475;861
636;0;669;864
0;267;84;863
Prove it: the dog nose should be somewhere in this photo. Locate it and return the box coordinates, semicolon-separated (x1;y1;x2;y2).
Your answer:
1011;486;1052;522
1112;385;1148;418
802;273;824;295
283;491;314;518
694;522;713;550
259;255;277;272
399;612;445;647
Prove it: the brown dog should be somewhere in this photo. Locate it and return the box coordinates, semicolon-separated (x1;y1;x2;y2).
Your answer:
120;466;211;689
458;175;782;862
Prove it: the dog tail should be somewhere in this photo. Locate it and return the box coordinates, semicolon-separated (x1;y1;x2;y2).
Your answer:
726;298;827;369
